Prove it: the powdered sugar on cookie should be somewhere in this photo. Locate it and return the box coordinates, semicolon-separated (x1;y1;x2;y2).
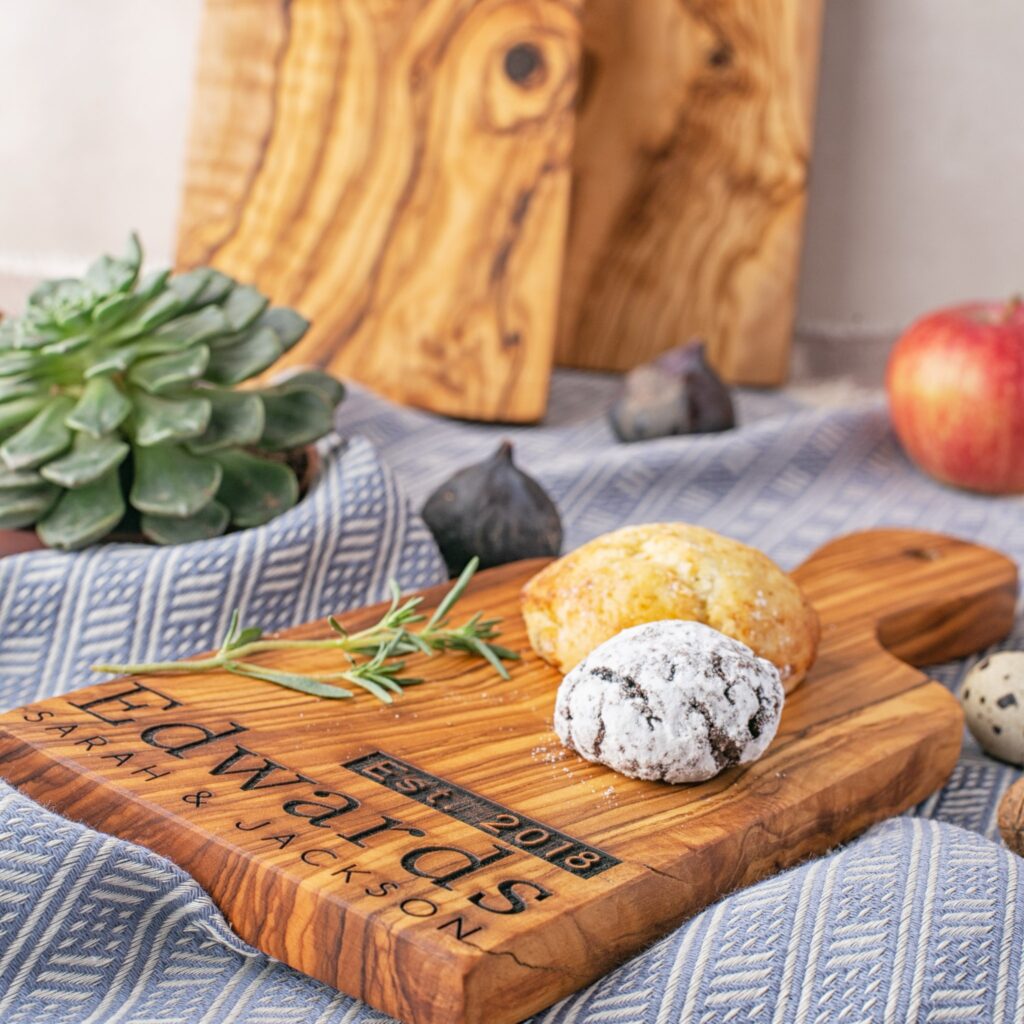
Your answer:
553;620;784;784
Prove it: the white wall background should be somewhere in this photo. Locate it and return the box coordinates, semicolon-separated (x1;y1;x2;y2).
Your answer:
0;0;202;279
798;0;1024;341
1;0;1022;354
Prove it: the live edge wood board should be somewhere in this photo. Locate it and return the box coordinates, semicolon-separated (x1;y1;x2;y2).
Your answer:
0;529;1015;1024
558;0;824;384
177;0;583;422
176;0;823;421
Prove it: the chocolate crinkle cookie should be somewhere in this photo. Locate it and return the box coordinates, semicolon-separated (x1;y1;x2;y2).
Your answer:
554;620;784;783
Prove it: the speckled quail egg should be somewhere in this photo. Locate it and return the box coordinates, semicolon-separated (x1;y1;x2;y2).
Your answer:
961;652;1024;765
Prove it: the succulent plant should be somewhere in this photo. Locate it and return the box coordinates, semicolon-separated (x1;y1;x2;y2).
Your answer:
0;234;344;549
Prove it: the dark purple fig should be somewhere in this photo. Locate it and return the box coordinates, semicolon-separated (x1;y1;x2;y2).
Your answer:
609;339;736;443
421;441;562;576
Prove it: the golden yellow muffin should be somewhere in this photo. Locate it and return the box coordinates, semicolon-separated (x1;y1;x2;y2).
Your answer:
522;523;818;692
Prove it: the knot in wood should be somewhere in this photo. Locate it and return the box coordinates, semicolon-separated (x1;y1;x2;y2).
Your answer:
504;43;545;87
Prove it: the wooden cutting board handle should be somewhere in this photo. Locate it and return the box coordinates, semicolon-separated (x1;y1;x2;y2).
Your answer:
793;528;1018;672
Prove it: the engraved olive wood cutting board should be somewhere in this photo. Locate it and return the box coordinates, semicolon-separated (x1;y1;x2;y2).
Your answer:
0;529;1016;1024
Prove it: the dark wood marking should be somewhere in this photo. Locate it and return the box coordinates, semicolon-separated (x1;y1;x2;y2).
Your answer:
345;751;618;877
505;43;545;86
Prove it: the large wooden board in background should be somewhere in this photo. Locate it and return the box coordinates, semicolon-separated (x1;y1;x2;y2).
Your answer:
1;529;1013;1024
558;0;824;383
177;0;823;421
177;0;582;422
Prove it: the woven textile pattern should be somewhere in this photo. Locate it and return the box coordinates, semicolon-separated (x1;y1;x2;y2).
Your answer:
0;378;1022;1022
0;436;445;710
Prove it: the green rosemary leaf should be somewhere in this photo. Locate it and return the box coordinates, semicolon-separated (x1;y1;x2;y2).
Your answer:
427;556;479;629
93;562;516;705
229;661;354;699
234;627;263;648
404;632;434;656
468;637;511;680
220;609;241;651
218;612;262;653
482;643;520;662
366;674;404;695
345;672;396;704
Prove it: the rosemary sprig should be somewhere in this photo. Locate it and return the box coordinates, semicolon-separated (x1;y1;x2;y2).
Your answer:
92;558;518;703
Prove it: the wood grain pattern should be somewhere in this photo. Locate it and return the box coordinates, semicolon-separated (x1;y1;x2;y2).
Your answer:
557;0;824;384
0;530;1015;1024
176;0;582;423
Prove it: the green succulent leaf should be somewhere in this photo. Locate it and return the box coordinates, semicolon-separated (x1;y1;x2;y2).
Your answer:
40;333;93;356
109;271;211;341
91;290;138;329
40;433;130;489
84;336;184;377
136;268;172;299
0;480;60;529
128;345;210;394
36;469;125;550
4;329;52;352
0;396;75;470
0;395;50;438
0;237;337;546
130;443;222;518
205;325;283;385
187;269;234;310
89;269;170;333
223;285;269;332
0;377;45;402
168;268;213;306
256;385;334;451
0;466;46;491
272;370;345;409
129;290;189;333
150;306;230;346
131;391;211;446
26;277;71;307
66;377;132;437
140;499;230;545
51;303;92;335
124;232;143;269
24;305;86;347
212;449;299;528
260;308;310;352
84;242;140;296
0;351;44;376
187;390;265;453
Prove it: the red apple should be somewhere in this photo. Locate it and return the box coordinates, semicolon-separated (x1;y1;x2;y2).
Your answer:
886;298;1024;494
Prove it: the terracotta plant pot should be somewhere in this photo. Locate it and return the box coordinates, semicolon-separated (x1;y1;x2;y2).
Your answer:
0;527;46;559
0;446;321;561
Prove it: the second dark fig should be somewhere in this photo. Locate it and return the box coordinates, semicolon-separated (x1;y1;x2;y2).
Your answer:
421;441;563;577
609;339;736;443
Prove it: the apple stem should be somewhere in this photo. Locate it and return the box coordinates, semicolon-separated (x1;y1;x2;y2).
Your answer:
1000;294;1023;323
